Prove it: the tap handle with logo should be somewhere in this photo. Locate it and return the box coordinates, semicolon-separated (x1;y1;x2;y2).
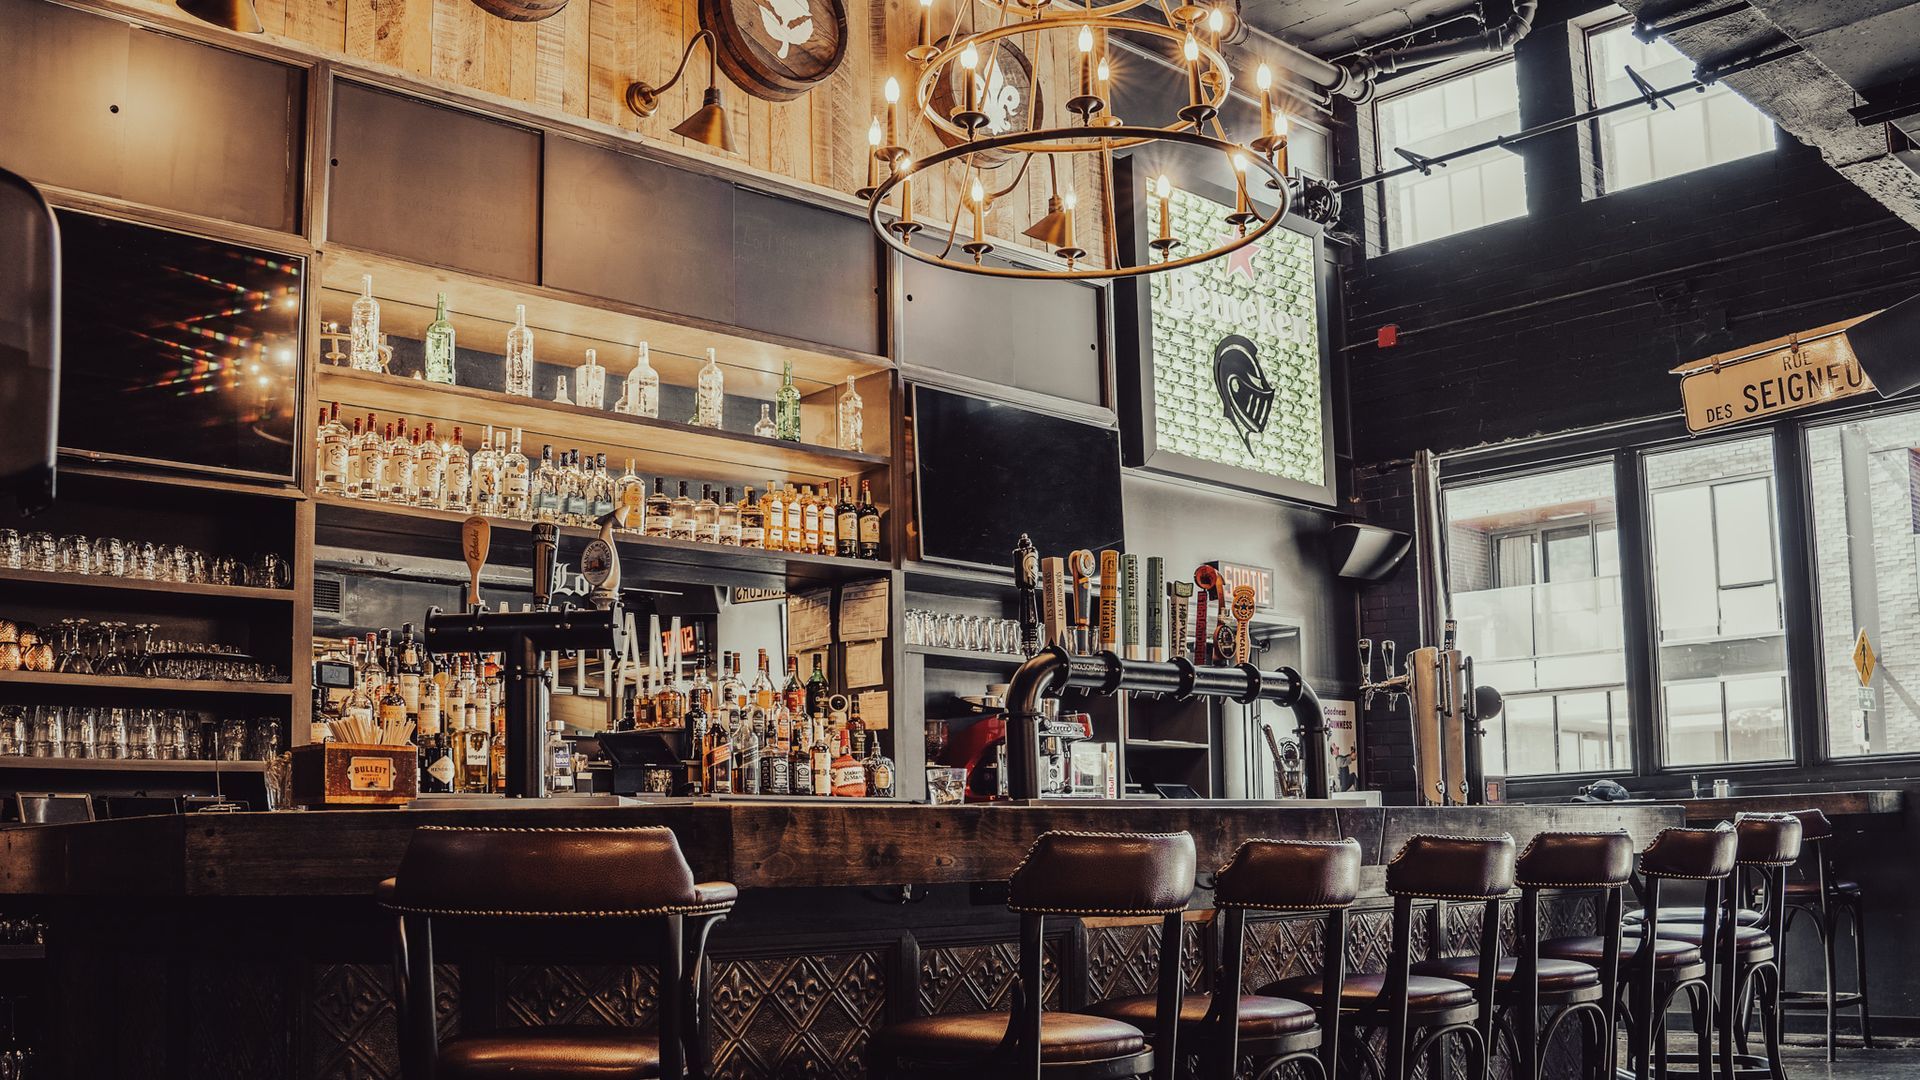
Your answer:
460;516;490;614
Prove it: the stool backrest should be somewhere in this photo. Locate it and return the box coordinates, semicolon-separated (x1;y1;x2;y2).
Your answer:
1790;807;1834;840
1008;830;1197;916
1732;813;1803;867
1515;830;1633;889
1638;824;1736;880
388;825;726;917
1512;829;1634;1075
1385;833;1516;899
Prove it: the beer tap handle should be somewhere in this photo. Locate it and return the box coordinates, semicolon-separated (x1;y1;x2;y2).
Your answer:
531;522;558;611
1192;565;1223;665
1358;637;1375;708
1382;639;1397;678
461;516;491;614
1070;549;1096;653
1014;535;1042;656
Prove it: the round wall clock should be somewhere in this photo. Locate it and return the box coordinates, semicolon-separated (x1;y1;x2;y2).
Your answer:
700;0;848;102
926;36;1039;167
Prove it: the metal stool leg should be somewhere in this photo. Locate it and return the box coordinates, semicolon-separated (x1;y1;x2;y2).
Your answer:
1849;895;1874;1048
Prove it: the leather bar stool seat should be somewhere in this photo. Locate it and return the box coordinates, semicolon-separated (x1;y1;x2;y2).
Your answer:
871;1013;1147;1065
1626;906;1765;927
1261;971;1477;1013
1087;993;1318;1038
1410;955;1601;994
435;1026;662;1080
1651;921;1777;960
1785;878;1859;897
1541;934;1705;975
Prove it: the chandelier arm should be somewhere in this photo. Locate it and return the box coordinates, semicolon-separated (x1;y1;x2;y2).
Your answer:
1100;144;1119;269
990;148;1036;201
936;159;968;260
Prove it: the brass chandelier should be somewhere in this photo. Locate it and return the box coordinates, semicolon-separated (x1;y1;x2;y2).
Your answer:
860;0;1294;280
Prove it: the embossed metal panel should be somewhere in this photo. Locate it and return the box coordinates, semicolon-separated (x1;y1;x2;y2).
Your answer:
709;949;889;1079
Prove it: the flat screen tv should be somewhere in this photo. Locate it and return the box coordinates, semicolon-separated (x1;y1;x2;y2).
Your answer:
56;210;303;481
912;385;1125;570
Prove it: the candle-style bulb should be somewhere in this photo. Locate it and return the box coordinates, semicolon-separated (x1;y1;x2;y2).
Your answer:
1155;174;1171;200
1063;191;1077;210
1078;26;1093;53
1257;63;1272;92
1207;7;1224;34
1233;152;1247;174
970;178;985;205
1184;34;1199;62
1098;57;1110;82
884;76;900;104
961;43;979;70
869;118;882;146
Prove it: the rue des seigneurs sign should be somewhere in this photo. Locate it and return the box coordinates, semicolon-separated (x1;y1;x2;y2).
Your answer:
1671;316;1874;434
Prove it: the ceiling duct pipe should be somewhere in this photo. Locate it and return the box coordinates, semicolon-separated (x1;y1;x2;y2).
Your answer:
1307;0;1539;100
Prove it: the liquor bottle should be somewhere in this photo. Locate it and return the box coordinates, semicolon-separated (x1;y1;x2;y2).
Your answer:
460;708;492;793
548;721;575;794
694;485;720;544
552;376;573;406
790;717;814;795
764;484;787;551
847;695;868;758
716;652;741;716
397;624;423;719
801;486;822;554
417;692;455;794
858;480;882;560
670;482;696;541
644;478;673;538
383;425;412;504
617;342;660;418
784;485;804;553
783;656;804;718
442;427;472;512
837;376;864;452
343;415;366;498
424;292;457;385
490;690;508;792
702;703;732;795
739;721;762;795
765;710;791;795
353;414;380;499
810;718;834;796
501;428;532;520
471;427;501;517
575;348;607;409
655;667;686;728
805;655;828;718
753;404;776;439
819;485;838;557
752;650;776;717
415;422;444;508
692;347;725;428
316;404;348;496
836;480;858;558
689;656;715;720
505;304;536;398
349;275;383;372
738;486;765;548
864;738;896;799
533;445;561;523
589;453;616;521
378;654;408;734
616;458;646;531
561;450;589;524
717;486;741;545
775;360;802;442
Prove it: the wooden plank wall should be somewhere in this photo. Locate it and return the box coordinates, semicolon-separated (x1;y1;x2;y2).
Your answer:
121;0;1106;261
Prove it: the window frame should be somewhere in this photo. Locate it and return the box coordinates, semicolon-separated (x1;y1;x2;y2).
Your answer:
1369;54;1529;252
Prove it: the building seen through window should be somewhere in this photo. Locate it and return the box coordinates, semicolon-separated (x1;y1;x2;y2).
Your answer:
1375;58;1527;249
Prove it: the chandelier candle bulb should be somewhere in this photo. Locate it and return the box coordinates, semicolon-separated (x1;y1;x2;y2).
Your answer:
914;0;934;59
1185;35;1203;112
1157;174;1172;241
1062;191;1076;250
883;77;901;148
1207;6;1224;47
960;44;980;124
1079;26;1093;95
970;178;986;243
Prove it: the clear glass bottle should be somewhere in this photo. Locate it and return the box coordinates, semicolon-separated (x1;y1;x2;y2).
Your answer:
533;445;561;522
575;348;607;409
561;450;590;524
837;376;864;452
552;376;573;406
387;425;417;505
618;343;660;418
343;415;366;499
717;486;741;546
753;404;776;439
644;478;673;538
738;486;765;549
864;734;896;799
693;347;725;428
670;481;696;541
355;413;383;499
423;292;457;385
442;426;471;513
317;402;351;496
501;428;532;520
349;275;383;372
775;360;803;442
471;427;501;517
764;483;787;551
616;458;646;532
694;485;720;544
504;304;535;398
590;453;617;521
415;422;444;508
547;720;575;794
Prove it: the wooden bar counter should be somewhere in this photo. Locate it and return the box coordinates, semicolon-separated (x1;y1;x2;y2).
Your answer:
1;800;1685;1080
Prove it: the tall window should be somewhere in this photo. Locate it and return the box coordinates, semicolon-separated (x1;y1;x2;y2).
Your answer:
1807;410;1920;757
1444;462;1631;776
1587;20;1776;192
1375;59;1527;249
1644;436;1790;766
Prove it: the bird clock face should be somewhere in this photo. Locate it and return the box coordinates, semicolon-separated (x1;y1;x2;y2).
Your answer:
703;0;848;101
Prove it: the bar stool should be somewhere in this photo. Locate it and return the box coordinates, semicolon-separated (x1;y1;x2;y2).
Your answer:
1413;830;1633;1080
378;825;738;1080
1259;832;1515;1080
868;830;1197;1080
1540;823;1734;1080
1086;837;1361;1080
1780;808;1874;1059
1650;813;1800;1080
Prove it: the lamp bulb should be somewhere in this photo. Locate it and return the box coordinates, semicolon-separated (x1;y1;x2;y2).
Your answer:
1233;152;1248;173
1078;26;1093;53
1155;174;1171;199
1063;191;1077;211
1183;34;1199;62
1208;7;1224;34
960;42;979;70
868;118;882;146
884;76;900;104
970;178;986;205
1097;57;1110;82
1257;63;1272;92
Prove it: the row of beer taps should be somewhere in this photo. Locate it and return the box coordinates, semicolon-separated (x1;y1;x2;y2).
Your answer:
1013;536;1263;667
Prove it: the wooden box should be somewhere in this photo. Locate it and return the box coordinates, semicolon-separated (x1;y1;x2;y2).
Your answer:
290;743;418;807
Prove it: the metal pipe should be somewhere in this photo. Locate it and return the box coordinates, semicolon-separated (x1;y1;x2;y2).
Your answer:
1331;1;1538;98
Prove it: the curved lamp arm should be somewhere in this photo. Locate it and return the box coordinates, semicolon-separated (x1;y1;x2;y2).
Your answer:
626;29;717;118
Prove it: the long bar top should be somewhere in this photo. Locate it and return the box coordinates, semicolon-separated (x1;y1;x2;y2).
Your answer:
0;799;1686;899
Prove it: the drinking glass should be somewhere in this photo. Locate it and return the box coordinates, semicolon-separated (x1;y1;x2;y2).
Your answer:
55;534;91;575
62;705;91;759
168;545;192;584
250;553;288;589
133;541;159;581
250;716;284;760
212;556;239;586
127;709;159;760
24;532;54;572
218;716;248;761
93;536;127;578
0;707;22;757
24;707;57;758
96;707;128;759
0;529;20;570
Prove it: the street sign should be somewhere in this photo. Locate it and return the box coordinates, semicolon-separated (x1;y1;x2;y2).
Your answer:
1673;318;1874;434
1853;629;1877;687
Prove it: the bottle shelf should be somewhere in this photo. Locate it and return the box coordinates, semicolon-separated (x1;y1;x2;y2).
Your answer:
312;496;889;588
317;366;887;489
0;567;295;604
1122;738;1211;753
0;670;296;698
318;245;891;402
0;756;268;773
904;644;1024;671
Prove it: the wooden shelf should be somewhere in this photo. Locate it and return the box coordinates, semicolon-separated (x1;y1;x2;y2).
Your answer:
313;496;889;588
318;245;891;402
0;945;46;961
53;454;306;500
905;644;1023;671
0;756;268;773
1123;738;1211;753
0;567;294;604
317;367;887;488
902;561;1015;599
0;671;296;697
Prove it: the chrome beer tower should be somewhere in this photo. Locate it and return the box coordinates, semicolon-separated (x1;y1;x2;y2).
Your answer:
1358;620;1502;806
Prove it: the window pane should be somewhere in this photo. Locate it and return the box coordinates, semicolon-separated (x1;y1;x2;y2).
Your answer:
1645;436;1791;766
1444;462;1630;776
1588;21;1775;192
1807;411;1920;756
1376;59;1527;249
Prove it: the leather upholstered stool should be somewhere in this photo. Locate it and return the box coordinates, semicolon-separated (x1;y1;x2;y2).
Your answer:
868;830;1197;1080
1260;833;1516;1080
1088;837;1362;1080
1415;830;1634;1080
1543;824;1734;1080
1780;808;1874;1059
378;825;738;1080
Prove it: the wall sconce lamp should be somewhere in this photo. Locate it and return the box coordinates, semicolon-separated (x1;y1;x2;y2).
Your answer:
625;29;736;154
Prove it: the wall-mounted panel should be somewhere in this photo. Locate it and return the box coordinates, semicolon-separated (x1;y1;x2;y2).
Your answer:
901;258;1104;407
733;190;880;356
329;82;541;281
541;136;735;326
0;0;128;200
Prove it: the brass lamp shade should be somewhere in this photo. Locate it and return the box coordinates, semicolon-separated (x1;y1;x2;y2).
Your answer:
1023;195;1072;247
177;0;264;33
673;88;735;154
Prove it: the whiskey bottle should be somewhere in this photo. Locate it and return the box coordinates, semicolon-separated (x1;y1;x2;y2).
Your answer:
837;376;864;452
752;649;776;717
775;360;802;442
801;486;822;553
377;655;408;735
783;656;804;718
692;347;725;428
790;718;814;795
819;486;838;557
501;428;532;520
784;485;804;553
847;694;868;758
670;482;696;541
739;722;762;794
864;739;896;799
575;348;607;409
810;718;834;796
805;654;828;718
424;292;457;385
442;427;471;512
835;480;858;558
830;731;867;797
415;422;444;508
616;458;646;531
318;403;351;496
644;478;673;538
738;486;764;548
533;445;561;523
616;342;660;418
753;404;776;439
504;304;535;398
764;484;787;551
858;480;882;560
765;714;791;795
349;275;383;372
397;624;423;720
694;485;720;544
417;698;455;794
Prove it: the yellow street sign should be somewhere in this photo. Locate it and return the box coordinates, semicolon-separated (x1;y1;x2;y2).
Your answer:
1854;629;1877;687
